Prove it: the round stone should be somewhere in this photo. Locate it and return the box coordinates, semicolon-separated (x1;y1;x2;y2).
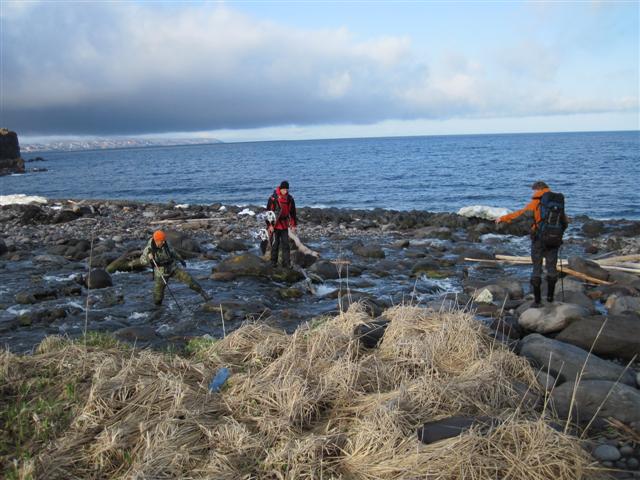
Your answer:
620;445;635;457
593;444;622;462
627;458;639;470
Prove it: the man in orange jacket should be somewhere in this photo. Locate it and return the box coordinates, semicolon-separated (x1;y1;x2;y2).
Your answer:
495;181;568;306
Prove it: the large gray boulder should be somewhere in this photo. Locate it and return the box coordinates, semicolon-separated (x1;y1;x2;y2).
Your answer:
518;334;636;386
0;129;25;176
518;303;590;334
309;260;343;280
556;314;640;361
352;241;385;259
164;230;200;258
212;253;272;280
86;268;113;289
568;256;609;282
216;238;249;252
551;380;640;425
605;295;640;315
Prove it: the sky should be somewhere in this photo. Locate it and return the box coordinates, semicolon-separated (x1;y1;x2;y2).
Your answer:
1;0;638;143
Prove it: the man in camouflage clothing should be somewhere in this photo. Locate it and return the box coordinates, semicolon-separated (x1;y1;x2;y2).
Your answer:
140;230;210;306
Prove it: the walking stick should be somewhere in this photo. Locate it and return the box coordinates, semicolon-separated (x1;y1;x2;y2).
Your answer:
151;257;183;312
559;246;565;302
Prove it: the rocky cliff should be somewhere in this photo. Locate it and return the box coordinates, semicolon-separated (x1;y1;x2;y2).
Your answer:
0;128;25;176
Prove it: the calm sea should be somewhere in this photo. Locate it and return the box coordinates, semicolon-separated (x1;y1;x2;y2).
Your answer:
2;131;638;219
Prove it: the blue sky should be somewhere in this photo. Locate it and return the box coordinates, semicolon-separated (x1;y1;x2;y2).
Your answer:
1;0;638;142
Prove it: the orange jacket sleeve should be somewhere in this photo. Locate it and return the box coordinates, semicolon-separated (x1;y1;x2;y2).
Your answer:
499;199;537;224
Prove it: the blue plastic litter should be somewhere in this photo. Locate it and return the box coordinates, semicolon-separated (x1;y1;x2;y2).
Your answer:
209;367;230;392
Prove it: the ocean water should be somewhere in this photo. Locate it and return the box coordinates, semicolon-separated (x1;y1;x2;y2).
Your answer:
2;130;638;219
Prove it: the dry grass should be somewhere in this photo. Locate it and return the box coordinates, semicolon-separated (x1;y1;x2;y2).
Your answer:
2;304;602;479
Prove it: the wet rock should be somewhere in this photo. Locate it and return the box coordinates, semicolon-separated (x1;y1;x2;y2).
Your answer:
106;251;146;273
411;260;454;279
0;129;25;175
415;226;453;240
536;371;557;392
277;287;304;300
18;307;67;326
272;268;305;283
568;256;610;282
391;239;410;249
556;314;640;361
309;260;343;280
0;239;7;256
518;334;636;385
606;295;640;315
607;270;640;288
352;241;385;259
291;250;318;268
216;238;249;252
86;268;113;289
213;253;272;279
518;303;590;334
551;380;640;425
490;316;523;340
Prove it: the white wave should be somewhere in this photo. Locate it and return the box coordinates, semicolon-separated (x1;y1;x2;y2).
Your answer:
43;273;78;282
218;206;227;212
458;205;508;220
0;194;48;206
315;284;337;297
175;204;190;209
7;306;30;316
238;208;255;216
128;312;149;320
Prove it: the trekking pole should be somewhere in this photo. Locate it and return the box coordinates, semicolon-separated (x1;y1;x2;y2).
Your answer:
151;257;183;312
559;246;565;302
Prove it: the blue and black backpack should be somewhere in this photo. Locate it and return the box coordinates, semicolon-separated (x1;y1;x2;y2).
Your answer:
537;191;565;248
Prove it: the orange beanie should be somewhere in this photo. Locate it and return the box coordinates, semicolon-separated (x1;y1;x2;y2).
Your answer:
153;230;166;242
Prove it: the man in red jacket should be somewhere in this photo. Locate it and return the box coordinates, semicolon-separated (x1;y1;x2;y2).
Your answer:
266;181;297;268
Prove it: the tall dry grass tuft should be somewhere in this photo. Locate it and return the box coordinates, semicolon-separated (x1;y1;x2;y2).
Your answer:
3;303;603;479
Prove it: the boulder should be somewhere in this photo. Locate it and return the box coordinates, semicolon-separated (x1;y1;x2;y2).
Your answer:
0;129;25;176
51;210;81;224
106;251;146;273
352;241;385;259
605;295;640;315
551;380;640;425
556;314;640;361
216;238;249;252
309;260;343;280
291;250;317;268
411;260;454;279
568;256;609;282
86;268;113;289
164;230;200;258
518;303;590;333
518;334;636;386
582;220;605;238
212;253;272;279
277;287;304;300
271;267;305;283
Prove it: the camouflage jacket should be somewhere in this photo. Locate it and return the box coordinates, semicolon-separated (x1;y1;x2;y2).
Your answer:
140;238;183;275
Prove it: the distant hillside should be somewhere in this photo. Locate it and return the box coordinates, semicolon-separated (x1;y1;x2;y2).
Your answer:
21;137;222;153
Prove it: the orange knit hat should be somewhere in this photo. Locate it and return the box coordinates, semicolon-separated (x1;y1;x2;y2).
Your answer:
153;230;166;242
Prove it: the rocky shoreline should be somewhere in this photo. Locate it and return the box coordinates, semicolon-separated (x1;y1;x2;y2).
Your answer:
1;197;640;476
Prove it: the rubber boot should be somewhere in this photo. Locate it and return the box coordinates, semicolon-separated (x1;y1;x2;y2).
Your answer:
547;277;557;303
531;278;542;307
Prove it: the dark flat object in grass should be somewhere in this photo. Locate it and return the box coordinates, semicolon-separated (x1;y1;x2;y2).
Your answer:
417;416;494;444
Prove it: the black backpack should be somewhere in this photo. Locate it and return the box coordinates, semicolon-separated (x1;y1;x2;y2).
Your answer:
538;191;565;248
